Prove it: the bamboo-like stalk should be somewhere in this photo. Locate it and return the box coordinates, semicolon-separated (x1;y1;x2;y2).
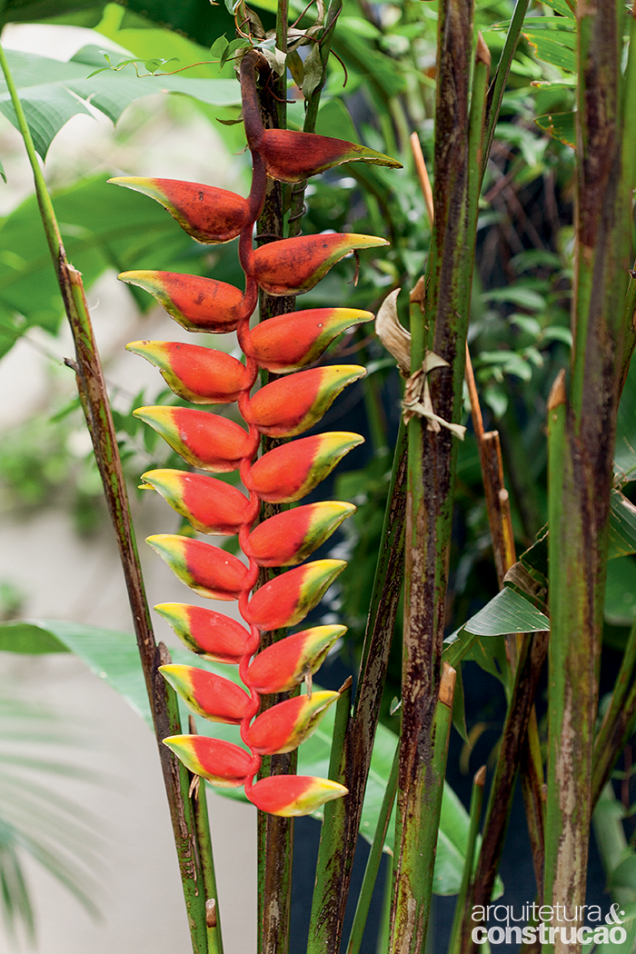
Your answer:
448;766;486;954
544;3;633;935
389;7;473;944
462;630;549;954
306;423;407;954
482;0;530;178
188;717;224;954
0;43;210;954
592;611;636;805
345;739;400;954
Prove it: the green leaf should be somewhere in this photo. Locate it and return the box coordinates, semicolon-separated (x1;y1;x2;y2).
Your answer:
523;28;576;73
605;557;636;625
481;285;546;311
0;48;241;157
535;111;576;149
463;587;550;636
539;0;575;15
609;489;636;559
0;618;491;895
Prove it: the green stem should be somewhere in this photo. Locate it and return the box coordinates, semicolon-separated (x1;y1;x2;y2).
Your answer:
448;766;486;954
306;422;407;954
0;42;209;954
592;609;636;805
195;785;224;954
345;741;400;954
390;3;473;948
544;2;630;929
390;665;456;953
463;630;549;954
482;0;530;180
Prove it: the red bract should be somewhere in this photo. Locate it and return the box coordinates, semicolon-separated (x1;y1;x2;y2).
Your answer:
127;341;253;404
241;307;374;373
109;177;251;243
248;433;363;503
159;664;251;724
133;407;255;472
163;735;256;787
155;604;252;664
257;128;402;183
243;560;346;631
123;50;396;814
247;502;355;567
119;271;247;333
147;534;249;600
243;365;365;437
252;233;389;296
246;691;340;755
140;470;253;535
246;775;349;816
245;625;346;694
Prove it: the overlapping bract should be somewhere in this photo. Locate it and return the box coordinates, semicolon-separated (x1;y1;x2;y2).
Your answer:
120;53;394;816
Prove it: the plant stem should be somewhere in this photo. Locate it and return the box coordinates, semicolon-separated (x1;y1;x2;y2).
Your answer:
544;1;632;930
0;42;209;954
307;422;407;954
345;740;400;954
189;717;224;954
482;0;530;179
389;6;472;945
448;766;486;954
463;630;549;954
592;610;636;805
390;664;456;952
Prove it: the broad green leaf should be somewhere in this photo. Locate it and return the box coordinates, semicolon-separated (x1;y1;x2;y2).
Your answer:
535;111;576;148
6;0;237;48
335;29;407;100
0;618;490;895
463;587;550;636
605;557;636;625
0;621;69;654
523;28;576;73
0;48;241;158
609;489;636;559
615;350;636;479
481;285;546;311
539;0;575;15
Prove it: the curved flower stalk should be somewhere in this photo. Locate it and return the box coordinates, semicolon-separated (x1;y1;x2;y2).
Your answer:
113;51;397;817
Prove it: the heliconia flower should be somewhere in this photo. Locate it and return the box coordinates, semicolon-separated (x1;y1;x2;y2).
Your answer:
243;366;366;438
154;603;251;664
246;690;340;755
247;502;355;567
252;234;389;296
248;432;363;503
109;177;251;243
257;128;402;184
133;406;254;472
241;308;374;373
147;534;249;600
243;560;346;630
163;735;256;787
159;664;251;724
245;625;346;694
118;271;246;333
246;775;348;816
126;341;253;404
140;470;253;535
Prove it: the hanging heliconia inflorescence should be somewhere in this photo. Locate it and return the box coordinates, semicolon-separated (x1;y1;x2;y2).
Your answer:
111;51;399;817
